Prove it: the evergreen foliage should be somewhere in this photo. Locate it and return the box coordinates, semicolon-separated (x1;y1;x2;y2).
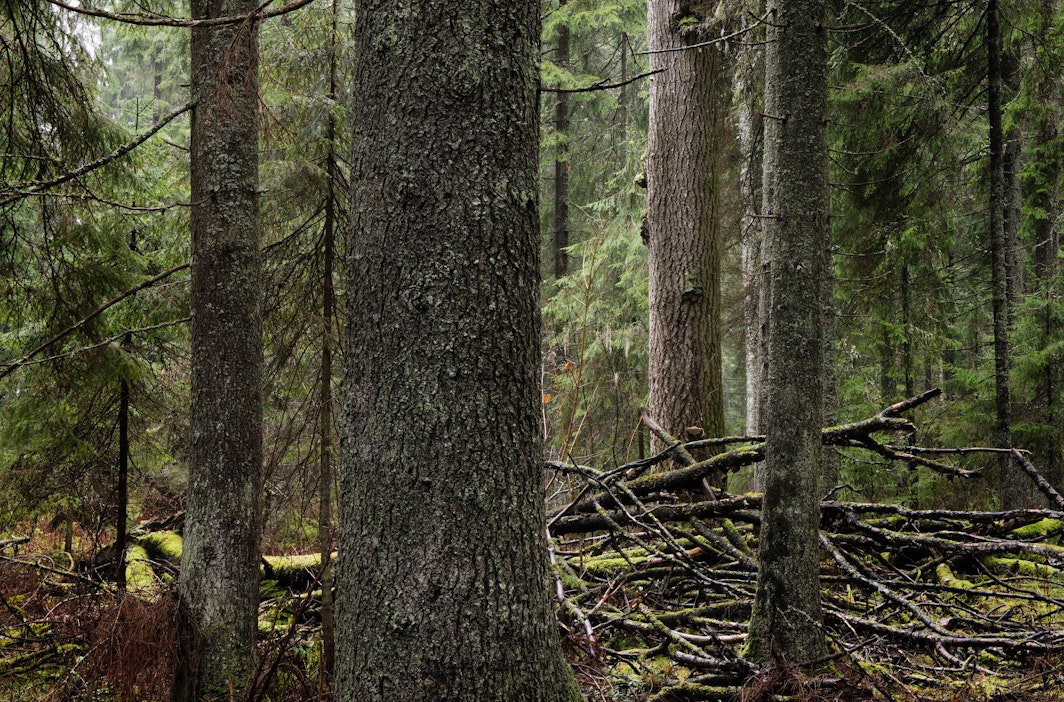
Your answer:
1;0;1064;697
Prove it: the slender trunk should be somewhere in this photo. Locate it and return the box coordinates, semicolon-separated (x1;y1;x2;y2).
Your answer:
988;0;1016;508
176;2;262;698
737;0;763;438
553;16;571;280
753;252;771;490
318;217;336;681
902;263;913;400
152;43;162;126
619;33;629;155
752;0;776;492
747;0;828;664
64;498;73;554
318;0;339;680
1030;0;1062;491
1002;41;1024;307
645;0;726;480
115;333;131;590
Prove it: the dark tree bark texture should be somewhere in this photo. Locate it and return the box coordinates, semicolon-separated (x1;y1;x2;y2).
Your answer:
746;0;828;665
175;2;263;699
987;0;1018;508
336;1;579;700
317;0;341;682
553;8;571;280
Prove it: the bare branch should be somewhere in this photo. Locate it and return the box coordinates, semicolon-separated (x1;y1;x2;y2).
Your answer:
540;69;663;94
44;0;315;28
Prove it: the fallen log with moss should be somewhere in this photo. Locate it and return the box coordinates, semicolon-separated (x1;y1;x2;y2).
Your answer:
120;529;335;593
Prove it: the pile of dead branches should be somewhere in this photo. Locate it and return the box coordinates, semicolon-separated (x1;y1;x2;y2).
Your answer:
548;389;1064;701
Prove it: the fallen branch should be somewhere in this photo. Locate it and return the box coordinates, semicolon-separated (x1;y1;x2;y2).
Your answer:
551;391;1064;699
1012;448;1064;510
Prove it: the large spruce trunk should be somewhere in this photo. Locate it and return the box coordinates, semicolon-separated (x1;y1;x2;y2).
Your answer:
644;0;725;472
175;2;263;699
336;0;579;700
746;0;828;664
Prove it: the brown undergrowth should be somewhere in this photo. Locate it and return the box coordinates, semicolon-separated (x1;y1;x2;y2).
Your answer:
81;591;184;702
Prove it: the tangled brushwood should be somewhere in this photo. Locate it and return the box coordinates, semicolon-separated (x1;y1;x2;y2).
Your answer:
549;390;1064;701
3;389;1064;700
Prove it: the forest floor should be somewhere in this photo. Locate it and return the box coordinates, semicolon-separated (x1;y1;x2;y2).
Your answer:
2;498;1064;701
3;394;1064;700
551;391;1064;701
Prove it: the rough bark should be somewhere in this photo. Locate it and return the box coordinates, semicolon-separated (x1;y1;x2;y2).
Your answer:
746;0;828;665
822;233;839;492
753;0;777;492
175;2;263;699
336;0;579;699
736;0;763;440
645;0;726;479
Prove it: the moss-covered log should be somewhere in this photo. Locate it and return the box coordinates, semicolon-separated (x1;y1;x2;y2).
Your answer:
121;531;336;592
262;552;338;589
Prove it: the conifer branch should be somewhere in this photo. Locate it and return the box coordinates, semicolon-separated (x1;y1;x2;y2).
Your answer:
0;103;193;207
0;264;190;380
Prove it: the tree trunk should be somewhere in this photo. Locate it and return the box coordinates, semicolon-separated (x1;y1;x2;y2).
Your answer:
553;7;571;280
645;0;726;480
821;232;839;493
987;0;1017;509
1028;0;1061;493
318;0;340;681
619;33;629;154
753;0;776;492
746;0;828;665
737;0;763;439
175;2;263;699
336;0;579;699
115;333;131;591
1001;39;1024;308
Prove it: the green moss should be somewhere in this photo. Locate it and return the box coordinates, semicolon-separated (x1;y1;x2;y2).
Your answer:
721;518;754;554
1010;518;1064;540
935;563;974;590
559;572;588;590
579;555;647;576
125;544;157;591
982;555;1059;578
261;552;337;588
136;530;183;560
561;657;585;702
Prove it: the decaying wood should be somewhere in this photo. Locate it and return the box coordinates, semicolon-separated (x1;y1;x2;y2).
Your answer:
0;536;29;551
1012;447;1064;510
552;390;1064;699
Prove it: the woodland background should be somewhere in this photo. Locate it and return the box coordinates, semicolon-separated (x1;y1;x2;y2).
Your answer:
1;0;1063;699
